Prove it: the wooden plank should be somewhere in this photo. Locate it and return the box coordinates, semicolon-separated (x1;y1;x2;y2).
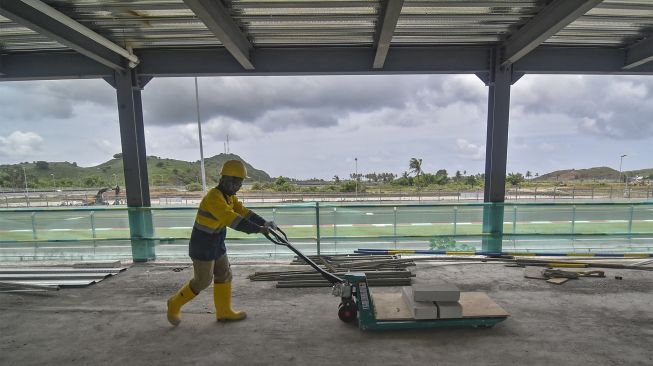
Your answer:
546;277;570;285
459;292;509;318
373;292;413;320
372;291;508;321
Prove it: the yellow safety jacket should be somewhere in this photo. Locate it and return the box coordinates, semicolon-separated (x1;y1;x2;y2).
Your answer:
189;187;263;260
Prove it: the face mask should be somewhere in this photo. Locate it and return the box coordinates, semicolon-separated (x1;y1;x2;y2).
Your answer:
219;177;243;195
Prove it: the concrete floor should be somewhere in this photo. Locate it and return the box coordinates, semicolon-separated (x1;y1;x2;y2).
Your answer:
1;260;652;366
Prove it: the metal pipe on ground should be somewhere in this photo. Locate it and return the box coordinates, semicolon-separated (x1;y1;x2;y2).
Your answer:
515;259;653;271
276;278;411;288
0;281;59;291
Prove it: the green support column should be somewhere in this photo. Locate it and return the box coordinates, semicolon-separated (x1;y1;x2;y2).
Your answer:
482;203;504;253
128;207;155;261
114;70;155;262
480;48;514;253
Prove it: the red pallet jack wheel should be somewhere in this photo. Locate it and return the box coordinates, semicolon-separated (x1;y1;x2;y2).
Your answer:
338;299;358;323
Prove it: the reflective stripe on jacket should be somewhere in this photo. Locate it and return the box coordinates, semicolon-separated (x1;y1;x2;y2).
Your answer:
193;187;251;234
188;187;252;260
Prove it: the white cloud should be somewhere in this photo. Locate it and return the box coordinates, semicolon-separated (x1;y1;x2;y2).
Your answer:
511;136;529;149
0;75;651;178
537;142;556;152
513;75;653;140
0;80;114;121
455;138;485;160
0;131;43;157
92;139;119;156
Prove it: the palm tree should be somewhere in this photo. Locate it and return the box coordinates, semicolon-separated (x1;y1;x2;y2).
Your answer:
409;158;423;190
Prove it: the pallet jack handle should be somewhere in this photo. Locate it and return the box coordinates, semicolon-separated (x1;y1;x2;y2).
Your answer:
264;227;344;284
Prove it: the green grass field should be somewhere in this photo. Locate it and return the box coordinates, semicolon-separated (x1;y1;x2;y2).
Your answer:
1;221;651;242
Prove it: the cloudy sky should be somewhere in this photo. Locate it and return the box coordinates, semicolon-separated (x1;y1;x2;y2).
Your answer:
0;73;651;179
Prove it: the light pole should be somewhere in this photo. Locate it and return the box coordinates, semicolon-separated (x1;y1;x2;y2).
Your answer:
354;157;358;200
618;154;627;183
113;173;118;187
195;77;207;194
50;173;56;192
619;154;628;195
22;165;30;207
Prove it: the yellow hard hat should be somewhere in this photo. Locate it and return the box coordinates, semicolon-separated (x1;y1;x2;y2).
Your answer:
220;160;248;179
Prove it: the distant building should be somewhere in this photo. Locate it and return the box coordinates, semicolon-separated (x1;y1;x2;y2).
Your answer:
628;176;650;186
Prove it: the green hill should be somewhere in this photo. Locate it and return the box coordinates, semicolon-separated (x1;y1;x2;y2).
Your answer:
0;154;271;189
532;166;649;182
145;153;271;186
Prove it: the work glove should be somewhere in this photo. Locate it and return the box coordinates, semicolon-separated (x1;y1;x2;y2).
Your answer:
264;221;278;231
260;225;270;235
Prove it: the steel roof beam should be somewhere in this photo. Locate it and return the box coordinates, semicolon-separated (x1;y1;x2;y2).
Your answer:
624;36;653;70
501;0;602;66
136;47;489;76
183;0;254;70
0;0;138;71
3;46;653;81
515;47;653;75
373;0;404;69
0;51;114;81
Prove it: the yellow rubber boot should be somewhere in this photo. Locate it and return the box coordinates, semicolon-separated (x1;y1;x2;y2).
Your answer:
214;282;246;321
166;282;196;326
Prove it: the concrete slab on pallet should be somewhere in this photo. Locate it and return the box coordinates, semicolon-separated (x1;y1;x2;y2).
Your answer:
412;283;460;302
374;291;509;321
401;286;438;319
436;301;463;319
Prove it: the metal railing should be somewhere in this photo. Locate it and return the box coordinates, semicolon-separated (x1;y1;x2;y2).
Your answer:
0;201;651;261
1;186;651;208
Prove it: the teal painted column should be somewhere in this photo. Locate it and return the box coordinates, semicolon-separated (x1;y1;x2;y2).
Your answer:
480;48;514;253
482;203;504;253
114;70;156;262
128;208;156;261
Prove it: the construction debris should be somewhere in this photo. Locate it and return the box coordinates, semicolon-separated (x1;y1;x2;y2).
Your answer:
250;254;415;288
0;281;59;293
524;267;606;285
546;278;570;285
72;260;122;269
0;265;127;292
515;258;653;271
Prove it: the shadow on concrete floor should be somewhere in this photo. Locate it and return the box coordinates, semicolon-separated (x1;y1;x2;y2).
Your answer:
1;261;652;366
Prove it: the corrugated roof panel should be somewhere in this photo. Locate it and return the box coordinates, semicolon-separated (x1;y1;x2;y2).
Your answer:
392;35;501;44
236;7;377;16
547;1;653;46
0;15;67;51
230;0;378;46
0;0;651;53
394;0;543;46
35;0;219;48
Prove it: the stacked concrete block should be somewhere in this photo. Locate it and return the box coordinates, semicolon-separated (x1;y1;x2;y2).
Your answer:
412;283;460;302
435;301;463;319
401;286;438;319
402;283;463;319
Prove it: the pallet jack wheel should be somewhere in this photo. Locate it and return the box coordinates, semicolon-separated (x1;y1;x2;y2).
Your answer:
338;299;358;323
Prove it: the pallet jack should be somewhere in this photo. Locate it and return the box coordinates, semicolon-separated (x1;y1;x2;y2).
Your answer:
265;228;508;331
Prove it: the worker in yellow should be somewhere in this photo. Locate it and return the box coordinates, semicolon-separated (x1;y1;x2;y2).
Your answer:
166;160;276;326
